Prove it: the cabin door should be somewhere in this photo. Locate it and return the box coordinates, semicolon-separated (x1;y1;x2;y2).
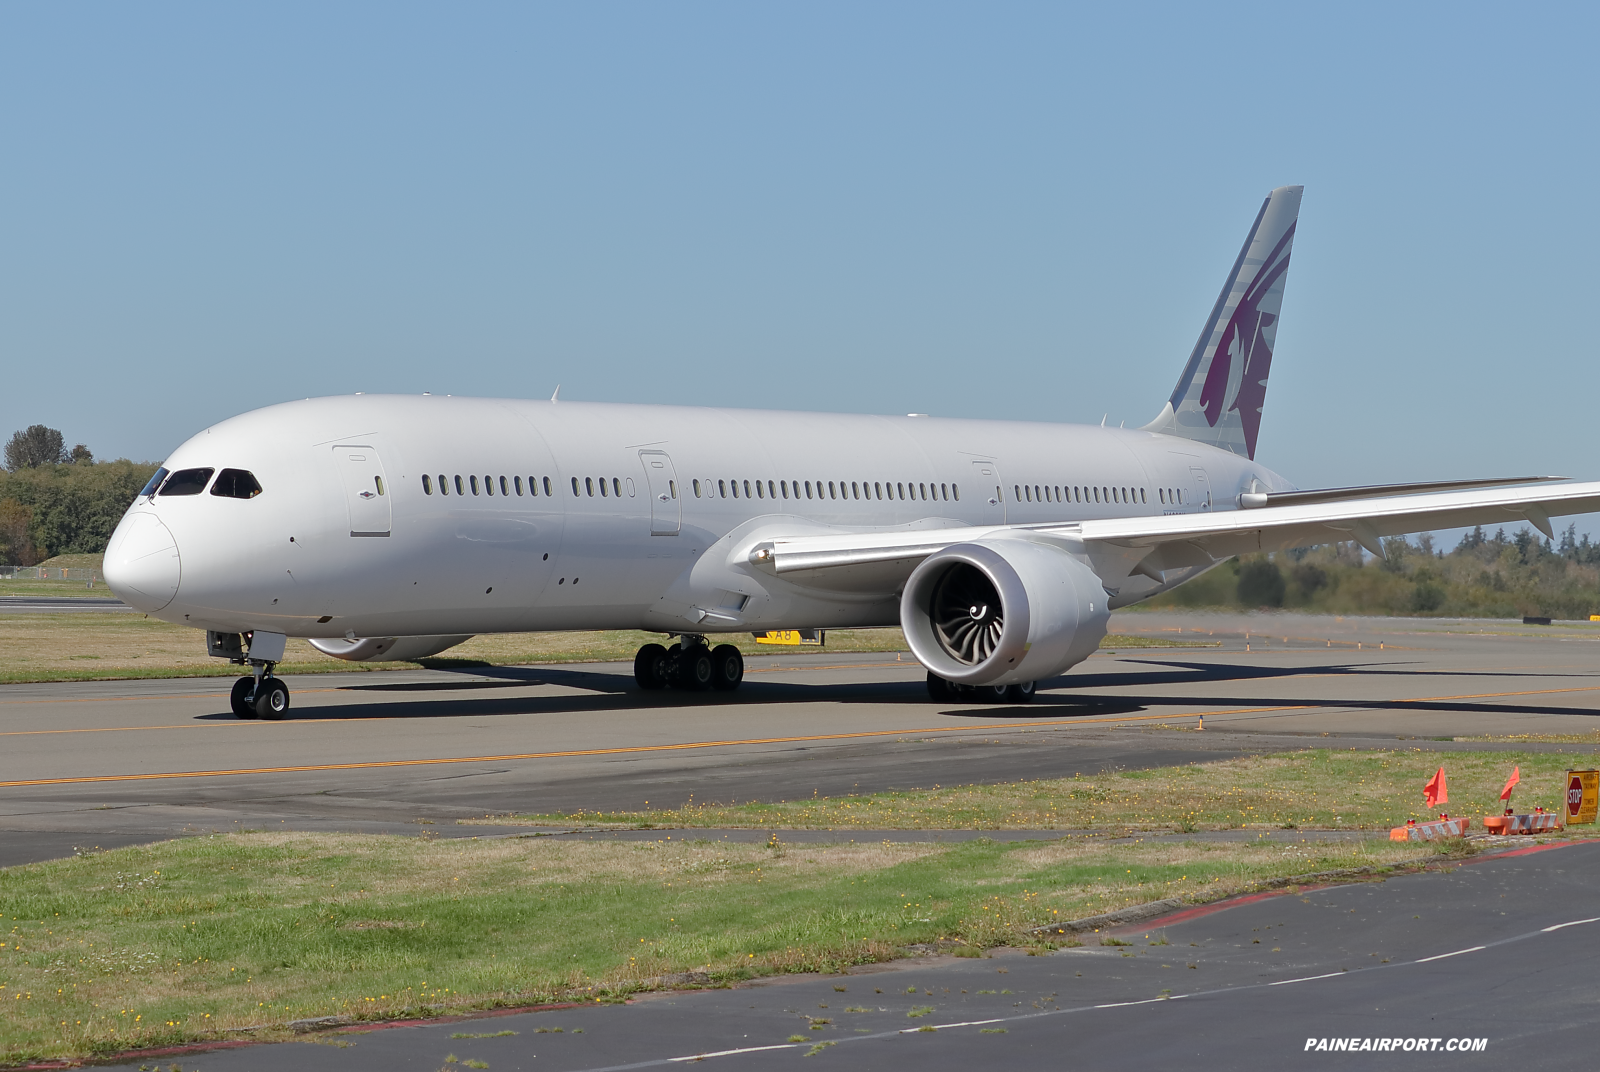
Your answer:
971;459;1006;523
639;450;681;535
1189;466;1212;512
333;445;392;537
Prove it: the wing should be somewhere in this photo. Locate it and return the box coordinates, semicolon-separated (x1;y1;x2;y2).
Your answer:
746;480;1600;601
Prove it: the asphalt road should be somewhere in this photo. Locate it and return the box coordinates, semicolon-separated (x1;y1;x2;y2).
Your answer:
4;612;1600;867
86;838;1600;1072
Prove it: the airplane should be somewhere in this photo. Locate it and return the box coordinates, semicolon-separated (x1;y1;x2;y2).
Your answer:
103;185;1600;720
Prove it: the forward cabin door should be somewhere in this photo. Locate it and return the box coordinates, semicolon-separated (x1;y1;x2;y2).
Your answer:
639;450;681;535
971;459;1007;523
334;445;392;537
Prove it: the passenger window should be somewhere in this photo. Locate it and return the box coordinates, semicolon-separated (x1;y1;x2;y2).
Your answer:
211;468;263;499
543;477;552;497
742;480;751;498
500;476;509;496
158;467;214;496
139;467;170;497
780;480;788;499
442;475;452;496
513;476;522;496
719;479;727;498
767;480;775;499
571;477;580;496
952;484;959;501
599;477;607;497
756;480;764;499
422;474;434;495
693;479;702;498
851;481;858;499
613;477;621;497
1140;488;1147;503
804;481;812;499
941;483;948;501
897;482;905;500
585;477;594;497
375;476;385;496
484;476;494;497
828;481;836;499
669;480;677;499
469;475;479;495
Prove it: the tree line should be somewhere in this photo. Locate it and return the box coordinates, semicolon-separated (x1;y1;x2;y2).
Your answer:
1149;524;1600;620
2;426;158;565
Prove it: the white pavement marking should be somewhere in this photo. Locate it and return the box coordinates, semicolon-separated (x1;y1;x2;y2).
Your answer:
1414;946;1486;963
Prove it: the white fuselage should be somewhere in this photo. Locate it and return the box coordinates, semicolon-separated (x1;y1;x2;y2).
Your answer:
104;395;1293;640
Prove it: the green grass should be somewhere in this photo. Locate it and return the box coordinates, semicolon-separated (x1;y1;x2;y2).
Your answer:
483;749;1595;832
0;827;1453;1063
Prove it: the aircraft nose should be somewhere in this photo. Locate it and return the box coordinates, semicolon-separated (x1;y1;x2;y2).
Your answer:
104;510;181;612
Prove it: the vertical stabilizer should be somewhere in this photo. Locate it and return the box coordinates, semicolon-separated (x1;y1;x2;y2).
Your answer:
1144;185;1302;459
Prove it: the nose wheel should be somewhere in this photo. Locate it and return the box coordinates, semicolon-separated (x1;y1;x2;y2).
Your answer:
229;667;291;720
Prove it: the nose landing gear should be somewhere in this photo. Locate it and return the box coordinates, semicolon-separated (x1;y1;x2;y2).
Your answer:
229;665;291;719
211;631;293;720
633;636;744;692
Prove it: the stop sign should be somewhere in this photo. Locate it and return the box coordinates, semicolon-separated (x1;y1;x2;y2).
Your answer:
1570;776;1585;818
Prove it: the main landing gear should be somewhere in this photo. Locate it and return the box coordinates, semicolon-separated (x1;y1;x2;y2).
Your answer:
634;636;744;692
230;665;291;720
927;672;1035;704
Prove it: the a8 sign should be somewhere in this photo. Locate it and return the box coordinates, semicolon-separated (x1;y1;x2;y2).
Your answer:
1565;770;1599;824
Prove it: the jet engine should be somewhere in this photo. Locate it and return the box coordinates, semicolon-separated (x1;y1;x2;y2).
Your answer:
308;635;474;661
900;539;1109;687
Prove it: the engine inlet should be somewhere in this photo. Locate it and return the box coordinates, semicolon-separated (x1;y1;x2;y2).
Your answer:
929;562;1003;664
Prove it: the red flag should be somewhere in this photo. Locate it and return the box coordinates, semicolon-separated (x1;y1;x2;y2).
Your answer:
1424;767;1448;809
1500;765;1521;801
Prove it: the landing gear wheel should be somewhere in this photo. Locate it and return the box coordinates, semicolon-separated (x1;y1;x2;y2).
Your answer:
1003;681;1036;704
254;678;290;720
710;645;744;691
926;672;954;702
677;646;714;691
634;643;669;689
230;676;257;719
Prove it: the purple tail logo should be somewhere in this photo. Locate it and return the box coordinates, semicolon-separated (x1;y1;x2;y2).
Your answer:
1197;222;1295;458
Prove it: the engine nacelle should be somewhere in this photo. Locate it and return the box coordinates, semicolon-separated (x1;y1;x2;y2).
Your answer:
900;539;1109;687
308;635;474;662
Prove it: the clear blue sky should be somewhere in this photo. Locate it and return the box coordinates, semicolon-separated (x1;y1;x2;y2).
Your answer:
4;3;1596;533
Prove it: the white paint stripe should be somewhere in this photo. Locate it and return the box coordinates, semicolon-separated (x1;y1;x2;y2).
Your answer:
1414;946;1485;963
897;1018;1007;1033
1093;997;1168;1009
1541;916;1600;932
1268;971;1348;986
667;1044;798;1061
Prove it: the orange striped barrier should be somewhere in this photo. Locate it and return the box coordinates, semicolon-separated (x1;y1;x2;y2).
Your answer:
1390;818;1470;841
1481;812;1563;835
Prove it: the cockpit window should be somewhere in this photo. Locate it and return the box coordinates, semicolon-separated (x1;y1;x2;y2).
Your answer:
158;467;215;496
139;468;170;498
210;468;263;499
